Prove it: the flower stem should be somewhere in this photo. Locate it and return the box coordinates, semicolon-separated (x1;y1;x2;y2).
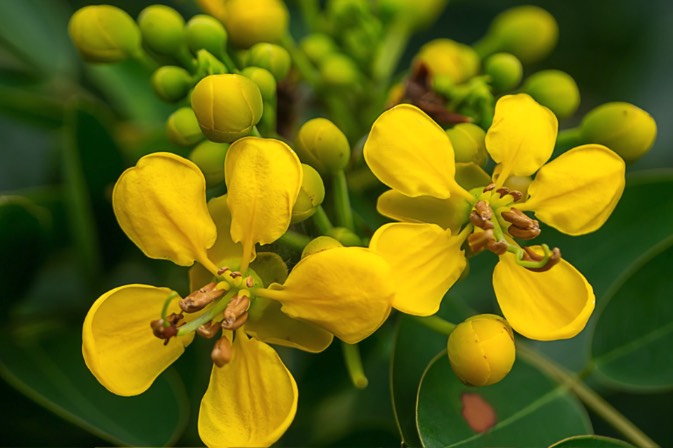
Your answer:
333;169;354;230
278;230;312;251
281;33;320;87
296;0;320;32
312;205;333;234
556;127;583;150
411;315;456;336
342;342;368;389
372;20;410;82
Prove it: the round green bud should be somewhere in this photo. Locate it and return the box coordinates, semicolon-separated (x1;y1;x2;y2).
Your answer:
580;102;657;163
319;53;361;88
189;140;229;187
151;65;192;102
485;6;558;64
138;5;186;57
326;227;361;246
247;43;292;82
292;164;326;224
223;0;289;48
415;39;479;84
166;107;204;147
185;14;227;57
300;33;338;66
240;67;277;102
191;74;264;143
484;52;522;92
522;70;580;119
68;5;141;63
448;314;516;387
301;236;343;259
446;123;488;166
295;118;351;175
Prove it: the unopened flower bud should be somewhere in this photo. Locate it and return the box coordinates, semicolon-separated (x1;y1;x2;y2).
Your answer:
415;39;479;85
68;5;141;63
319;53;361;88
151;65;192;102
300;33;338;66
484;52;522;92
522;70;580;119
292;164;325;223
448;314;516;386
166;107;203;147
191;74;263;143
580;102;657;163
211;335;233;367
301;236;343;258
186;14;227;57
189;140;229;187
247;43;292;82
138;5;186;57
295;118;350;175
223;0;289;48
446;123;487;166
240;67;277;102
326;227;361;246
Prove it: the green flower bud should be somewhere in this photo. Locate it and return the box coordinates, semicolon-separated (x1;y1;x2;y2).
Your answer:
300;33;338;66
186;14;227;57
68;5;141;63
301;236;343;259
223;0;289;48
319;53;361;88
240;67;277;102
446;123;488;166
138;5;186;57
247;43;292;82
378;0;448;30
415;39;479;84
580;102;657;163
484;52;522;92
522;70;580;119
292;165;326;223
151;66;192;102
189;140;229;187
166;107;204;147
193;49;228;78
326;227;361;246
295;118;351;175
191;74;263;143
448;314;516;387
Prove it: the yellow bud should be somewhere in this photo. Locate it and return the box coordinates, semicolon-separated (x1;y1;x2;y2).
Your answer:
378;0;448;30
448;314;516;387
191;74;263;143
580;102;657;163
292;164;326;223
151;66;192;102
326;227;361;246
138;5;186;57
247;43;292;81
415;39;479;84
189;140;229;187
186;14;228;57
301;236;343;259
223;0;289;48
166;107;204;147
484;52;522;92
68;5;141;63
296;118;351;175
300;33;338;66
446;123;488;166
319;53;361;88
522;70;580;119
240;67;277;102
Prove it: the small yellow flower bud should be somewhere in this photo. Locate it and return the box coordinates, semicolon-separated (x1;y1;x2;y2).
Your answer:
240;67;277;102
189;140;229;187
151;66;192;103
319;53;361;88
295;118;351;175
166;107;204;147
415;39;479;84
580;102;657;163
446;123;488;166
191;74;264;143
300;33;338;66
223;0;289;48
447;314;516;387
68;5;141;63
186;14;228;57
301;236;343;258
484;53;522;92
522;70;580;119
247;43;292;82
292;164;326;223
138;5;186;57
326;227;361;246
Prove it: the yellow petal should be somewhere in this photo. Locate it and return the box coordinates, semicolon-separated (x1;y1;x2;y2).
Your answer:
113;152;216;267
486;94;558;179
225;137;302;267
369;223;466;316
205;194;242;264
518;144;626;235
82;284;193;396
259;247;394;344
198;332;297;447
493;250;595;341
376;189;471;233
363;104;468;199
246;298;334;352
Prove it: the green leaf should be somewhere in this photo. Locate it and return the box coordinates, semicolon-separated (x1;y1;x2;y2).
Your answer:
417;353;591;448
0;324;189;446
591;238;673;391
549;435;635;448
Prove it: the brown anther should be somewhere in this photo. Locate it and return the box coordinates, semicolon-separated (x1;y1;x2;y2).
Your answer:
221;294;250;330
211;335;233;367
150;318;179;345
486;239;508;255
221;312;248;331
496;187;510;198
229;271;242;279
508;190;524;202
468;229;495;254
245;276;254;288
502;208;541;240
197;320;222;339
522;246;562;272
180;282;225;313
483;183;496;192
470;200;494;229
217;266;230;275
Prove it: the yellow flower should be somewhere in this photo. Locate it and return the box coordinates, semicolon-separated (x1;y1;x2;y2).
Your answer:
364;94;625;341
83;137;393;447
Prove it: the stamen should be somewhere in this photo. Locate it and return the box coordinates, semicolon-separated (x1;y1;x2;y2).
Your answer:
197;320;222;339
151;312;183;344
180;282;226;313
513;244;562;272
468;229;495;254
221;292;250;330
483;183;496;192
217;266;230;275
501;208;541;240
211;335;233;367
245;275;255;288
470;200;494;229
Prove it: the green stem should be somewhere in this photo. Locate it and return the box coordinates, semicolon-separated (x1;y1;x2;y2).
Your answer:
324;94;359;142
556;127;583;150
296;0;320;32
342;342;368;389
346;166;381;193
177;290;236;335
372;20;410;81
472;35;501;60
278;230;311;251
332;169;354;230
251;126;262;137
220;51;240;74
411;315;456;336
312;205;333;234
518;345;659;448
161;292;180;326
281;33;320;87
